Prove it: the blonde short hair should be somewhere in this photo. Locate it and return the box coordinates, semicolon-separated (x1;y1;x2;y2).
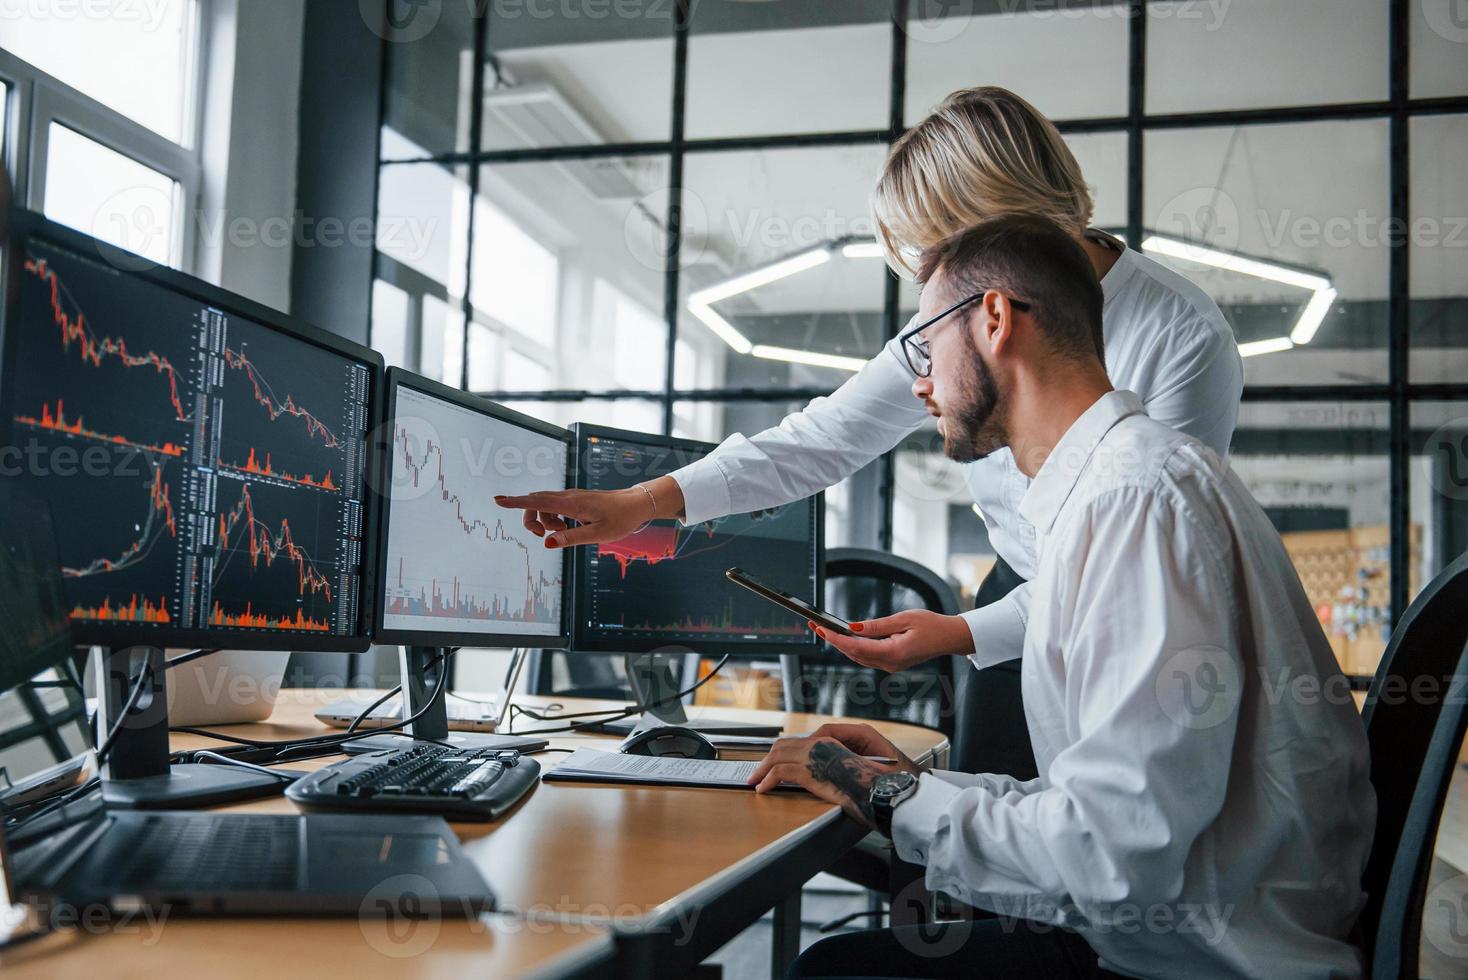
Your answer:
874;87;1094;278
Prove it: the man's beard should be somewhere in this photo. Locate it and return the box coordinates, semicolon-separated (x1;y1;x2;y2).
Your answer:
941;327;1007;464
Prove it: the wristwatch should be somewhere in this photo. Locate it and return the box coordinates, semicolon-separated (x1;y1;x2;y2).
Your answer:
870;771;919;839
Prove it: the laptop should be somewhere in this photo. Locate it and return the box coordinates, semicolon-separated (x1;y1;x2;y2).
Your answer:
0;484;494;924
7;807;493;918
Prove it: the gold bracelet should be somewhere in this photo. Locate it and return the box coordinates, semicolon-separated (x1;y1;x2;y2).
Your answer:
631;483;657;532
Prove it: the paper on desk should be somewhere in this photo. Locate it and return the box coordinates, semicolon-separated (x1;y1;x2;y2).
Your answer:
543;748;802;790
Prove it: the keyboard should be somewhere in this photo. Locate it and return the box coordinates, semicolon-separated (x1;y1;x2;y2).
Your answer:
285;743;540;821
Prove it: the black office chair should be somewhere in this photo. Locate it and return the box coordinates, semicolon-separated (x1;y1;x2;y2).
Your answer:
1358;550;1468;978
784;547;963;735
781;548;961;927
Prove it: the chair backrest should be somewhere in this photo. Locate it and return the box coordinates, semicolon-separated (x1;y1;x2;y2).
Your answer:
783;547;961;731
1359;550;1468;977
826;547;962;619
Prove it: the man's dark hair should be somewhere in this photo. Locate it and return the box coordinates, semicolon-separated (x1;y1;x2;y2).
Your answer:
916;213;1104;364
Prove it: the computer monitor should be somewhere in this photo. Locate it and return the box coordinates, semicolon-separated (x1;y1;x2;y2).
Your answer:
375;368;570;649
568;423;822;657
0;483;101;839
359;369;568;753
0;210;381;651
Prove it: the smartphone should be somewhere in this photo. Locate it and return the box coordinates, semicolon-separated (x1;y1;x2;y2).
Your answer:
725;567;857;637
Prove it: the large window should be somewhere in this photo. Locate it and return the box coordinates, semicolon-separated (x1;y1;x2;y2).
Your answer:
0;1;204;270
371;0;1468;681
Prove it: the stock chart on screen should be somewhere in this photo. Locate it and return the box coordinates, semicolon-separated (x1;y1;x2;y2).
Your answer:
572;428;819;652
2;232;372;641
380;382;568;642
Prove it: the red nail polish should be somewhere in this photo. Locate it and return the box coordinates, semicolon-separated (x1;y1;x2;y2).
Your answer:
851;622;864;632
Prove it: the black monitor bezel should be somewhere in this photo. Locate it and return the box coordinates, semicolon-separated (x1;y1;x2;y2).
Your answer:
0;209;382;653
567;421;823;656
372;367;572;649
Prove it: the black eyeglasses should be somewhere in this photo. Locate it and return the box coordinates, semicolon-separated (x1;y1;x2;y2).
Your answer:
899;288;1031;378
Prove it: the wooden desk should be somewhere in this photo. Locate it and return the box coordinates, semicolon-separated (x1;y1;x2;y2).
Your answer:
6;691;949;979
1;912;614;980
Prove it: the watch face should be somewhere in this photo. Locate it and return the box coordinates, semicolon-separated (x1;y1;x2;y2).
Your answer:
873;771;917;800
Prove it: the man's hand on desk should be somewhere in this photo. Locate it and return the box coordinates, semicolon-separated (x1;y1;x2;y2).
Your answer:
809;609;973;673
747;724;920;830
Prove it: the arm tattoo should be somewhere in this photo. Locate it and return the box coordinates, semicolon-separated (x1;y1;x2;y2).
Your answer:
808;740;884;825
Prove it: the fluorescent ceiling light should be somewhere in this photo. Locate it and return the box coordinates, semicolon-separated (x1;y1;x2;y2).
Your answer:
841;241;885;259
1140;234;1336;351
1288;286;1338;345
687;302;752;354
751;345;866;372
1140;236;1331;292
688;247;832;307
1237;336;1294;358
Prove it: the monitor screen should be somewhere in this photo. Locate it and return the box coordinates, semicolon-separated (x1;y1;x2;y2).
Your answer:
377;371;569;647
0;214;379;649
570;424;821;654
0;482;97;860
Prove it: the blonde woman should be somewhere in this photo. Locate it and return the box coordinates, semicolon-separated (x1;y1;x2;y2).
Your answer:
497;87;1243;778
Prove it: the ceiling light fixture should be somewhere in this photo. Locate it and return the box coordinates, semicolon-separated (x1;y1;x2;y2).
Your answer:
1287;286;1339;346
1237;336;1295;358
840;241;886;259
1139;235;1336;356
750;345;868;372
687;247;832;307
686;301;753;354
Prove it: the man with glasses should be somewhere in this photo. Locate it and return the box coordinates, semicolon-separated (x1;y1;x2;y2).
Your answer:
746;214;1373;979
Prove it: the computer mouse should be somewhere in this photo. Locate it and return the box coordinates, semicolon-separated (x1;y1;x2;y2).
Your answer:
619;726;719;760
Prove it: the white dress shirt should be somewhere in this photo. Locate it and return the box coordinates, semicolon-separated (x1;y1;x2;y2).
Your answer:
669;241;1244;669
891;391;1375;980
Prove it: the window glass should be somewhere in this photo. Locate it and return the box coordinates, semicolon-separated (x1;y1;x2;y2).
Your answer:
475;156;670;392
421;294;465;386
469;198;559;346
497;397;664;433
1232;401;1393;678
686;3;891;139
376;148;470;293
1410;115;1468;386
1411;0;1468;98
1146;0;1386;113
380;0;478;158
467;319;501;392
0;0;198;143
43;124;179;267
672;397;876;551
602;280;667;391
1413;401;1468;611
676;144;890;392
894;430;990;607
905;2;1127;123
371;279;411;368
482;7;673;151
1145;119;1390;384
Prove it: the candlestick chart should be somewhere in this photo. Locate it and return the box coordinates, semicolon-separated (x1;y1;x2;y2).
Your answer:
381;385;567;640
3;235;371;639
574;431;817;648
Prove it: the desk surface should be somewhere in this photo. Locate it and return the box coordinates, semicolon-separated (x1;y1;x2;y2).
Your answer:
4;690;948;979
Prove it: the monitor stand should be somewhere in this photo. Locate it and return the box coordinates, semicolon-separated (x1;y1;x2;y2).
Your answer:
340;645;548;755
95;646;285;809
588;653;783;738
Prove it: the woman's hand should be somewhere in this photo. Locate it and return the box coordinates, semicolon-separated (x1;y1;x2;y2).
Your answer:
813;609;974;673
493;475;685;548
